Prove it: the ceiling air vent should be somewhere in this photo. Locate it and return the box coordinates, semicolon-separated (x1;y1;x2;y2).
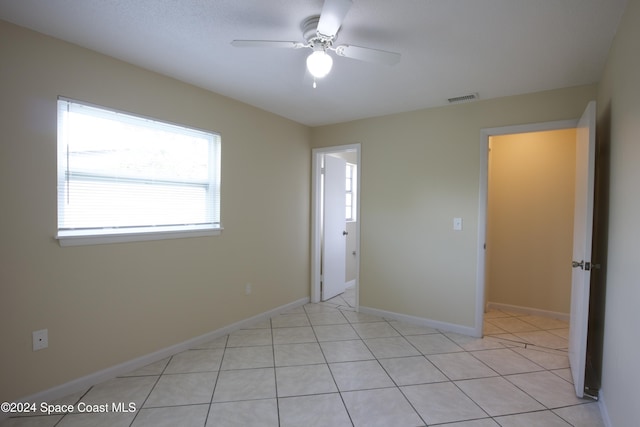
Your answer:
447;93;479;103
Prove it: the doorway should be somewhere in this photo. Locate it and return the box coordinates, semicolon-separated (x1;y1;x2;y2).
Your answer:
477;101;599;398
311;144;361;307
485;128;577;318
475;119;578;337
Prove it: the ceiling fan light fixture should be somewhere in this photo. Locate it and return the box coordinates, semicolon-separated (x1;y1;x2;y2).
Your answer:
306;50;333;78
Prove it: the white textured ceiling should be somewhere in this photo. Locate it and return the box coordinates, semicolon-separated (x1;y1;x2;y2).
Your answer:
0;0;627;126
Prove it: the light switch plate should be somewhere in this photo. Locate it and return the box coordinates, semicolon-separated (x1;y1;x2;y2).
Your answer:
453;217;463;231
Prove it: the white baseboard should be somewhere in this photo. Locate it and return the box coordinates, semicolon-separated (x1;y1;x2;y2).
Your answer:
359;306;477;337
486;301;570;322
598;391;612;427
5;297;309;419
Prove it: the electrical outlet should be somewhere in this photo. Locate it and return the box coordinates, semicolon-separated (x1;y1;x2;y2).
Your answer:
245;283;252;295
33;329;48;351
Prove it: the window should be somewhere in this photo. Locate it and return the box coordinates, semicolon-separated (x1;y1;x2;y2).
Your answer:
56;98;221;246
346;163;356;221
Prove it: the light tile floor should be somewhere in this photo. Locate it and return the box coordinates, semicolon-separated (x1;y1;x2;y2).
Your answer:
2;288;605;426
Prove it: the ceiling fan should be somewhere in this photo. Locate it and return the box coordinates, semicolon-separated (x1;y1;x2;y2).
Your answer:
231;0;401;88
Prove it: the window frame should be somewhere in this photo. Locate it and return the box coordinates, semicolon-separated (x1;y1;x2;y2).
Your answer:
55;97;222;247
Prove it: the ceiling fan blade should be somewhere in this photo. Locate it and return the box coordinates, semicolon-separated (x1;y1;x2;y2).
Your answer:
317;0;353;38
231;40;305;49
334;44;401;66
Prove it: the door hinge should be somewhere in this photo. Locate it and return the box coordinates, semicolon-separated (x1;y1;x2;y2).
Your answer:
584;387;599;401
572;260;600;271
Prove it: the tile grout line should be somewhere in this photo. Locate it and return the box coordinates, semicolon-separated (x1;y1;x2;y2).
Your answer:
268;317;282;427
360;313;493;426
128;353;171;427
307;303;356;427
202;334;228;427
482;315;593;423
51;385;94;427
370;326;431;426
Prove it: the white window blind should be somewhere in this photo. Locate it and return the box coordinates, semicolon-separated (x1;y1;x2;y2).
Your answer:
56;98;221;245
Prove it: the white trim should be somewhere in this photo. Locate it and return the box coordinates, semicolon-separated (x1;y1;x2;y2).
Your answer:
56;97;222;248
476;133;489;338
486;301;570;322
311;144;361;309
311;151;323;304
476;119;579;337
3;297;308;418
598;391;613;427
57;95;220;137
359;306;477;337
345;279;356;289
480;119;578;138
57;226;223;246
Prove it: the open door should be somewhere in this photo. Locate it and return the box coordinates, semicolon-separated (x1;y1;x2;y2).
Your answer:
322;154;347;301
568;101;596;398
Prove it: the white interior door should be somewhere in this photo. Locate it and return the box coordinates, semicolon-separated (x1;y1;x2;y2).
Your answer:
569;101;596;398
322;154;347;301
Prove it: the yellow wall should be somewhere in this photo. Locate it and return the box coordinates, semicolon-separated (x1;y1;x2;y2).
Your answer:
487;129;576;314
0;21;310;402
596;0;640;424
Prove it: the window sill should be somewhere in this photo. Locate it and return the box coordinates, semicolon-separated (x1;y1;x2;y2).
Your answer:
56;225;223;247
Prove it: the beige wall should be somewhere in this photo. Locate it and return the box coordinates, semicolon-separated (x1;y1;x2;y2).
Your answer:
597;0;640;425
311;85;597;328
0;21;310;402
486;130;576;314
5;7;638;424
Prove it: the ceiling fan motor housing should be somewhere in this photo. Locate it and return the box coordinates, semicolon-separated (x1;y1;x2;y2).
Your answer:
301;15;334;49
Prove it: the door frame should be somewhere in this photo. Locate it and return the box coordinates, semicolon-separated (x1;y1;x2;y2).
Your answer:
475;119;578;337
311;143;361;307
